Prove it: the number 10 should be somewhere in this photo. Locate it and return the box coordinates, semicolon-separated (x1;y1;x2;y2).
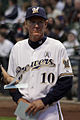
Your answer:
41;73;55;83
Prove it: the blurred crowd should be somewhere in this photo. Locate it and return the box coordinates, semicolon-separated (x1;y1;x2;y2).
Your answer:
0;0;80;70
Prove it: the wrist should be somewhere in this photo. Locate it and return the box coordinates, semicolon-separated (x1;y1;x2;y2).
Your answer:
17;98;23;104
18;98;30;105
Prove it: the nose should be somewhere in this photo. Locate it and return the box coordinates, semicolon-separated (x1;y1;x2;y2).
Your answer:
34;23;39;27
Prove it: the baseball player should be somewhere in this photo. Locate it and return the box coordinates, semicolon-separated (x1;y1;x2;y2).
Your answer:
0;6;73;120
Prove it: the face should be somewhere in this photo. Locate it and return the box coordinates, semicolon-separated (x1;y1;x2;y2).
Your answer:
0;28;7;33
66;0;72;4
46;6;52;14
9;0;13;6
0;35;5;43
55;18;61;26
31;0;38;7
48;17;54;25
68;33;75;42
25;16;48;41
74;0;80;10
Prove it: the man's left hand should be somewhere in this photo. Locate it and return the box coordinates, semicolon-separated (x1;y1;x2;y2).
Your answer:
26;99;45;115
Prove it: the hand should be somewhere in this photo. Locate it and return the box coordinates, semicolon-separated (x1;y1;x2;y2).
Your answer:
26;99;45;116
18;98;30;105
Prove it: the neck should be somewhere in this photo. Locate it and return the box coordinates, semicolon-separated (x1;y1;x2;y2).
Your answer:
28;36;47;49
29;34;44;42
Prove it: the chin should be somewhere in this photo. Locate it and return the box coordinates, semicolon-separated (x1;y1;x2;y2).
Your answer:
33;33;41;37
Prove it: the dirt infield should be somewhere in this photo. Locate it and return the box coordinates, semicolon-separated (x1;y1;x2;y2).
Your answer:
61;101;80;120
0;98;80;120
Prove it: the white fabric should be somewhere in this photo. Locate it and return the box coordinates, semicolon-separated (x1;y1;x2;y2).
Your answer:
5;6;22;24
13;8;25;24
8;37;72;120
47;9;63;19
56;1;65;11
5;6;15;16
52;9;63;18
0;39;14;57
16;103;61;120
63;40;79;56
15;11;26;23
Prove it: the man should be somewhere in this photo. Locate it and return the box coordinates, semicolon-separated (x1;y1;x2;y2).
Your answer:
69;0;80;23
0;32;14;70
0;6;73;120
4;0;21;24
63;29;79;57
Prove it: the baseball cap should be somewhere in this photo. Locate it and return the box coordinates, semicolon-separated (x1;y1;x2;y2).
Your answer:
25;6;47;20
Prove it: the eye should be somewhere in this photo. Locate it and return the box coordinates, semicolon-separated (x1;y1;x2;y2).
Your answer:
30;21;34;24
39;21;44;24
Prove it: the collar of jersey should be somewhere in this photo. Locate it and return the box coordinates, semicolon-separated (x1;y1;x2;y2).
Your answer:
28;36;47;49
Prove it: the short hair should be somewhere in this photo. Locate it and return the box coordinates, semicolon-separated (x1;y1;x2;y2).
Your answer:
9;0;17;4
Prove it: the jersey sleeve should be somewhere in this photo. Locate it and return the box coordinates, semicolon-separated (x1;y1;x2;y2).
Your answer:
41;76;73;106
58;45;73;79
8;45;23;103
9;89;23;103
8;47;16;77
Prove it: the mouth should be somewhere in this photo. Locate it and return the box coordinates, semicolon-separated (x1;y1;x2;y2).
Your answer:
32;29;41;34
32;32;40;36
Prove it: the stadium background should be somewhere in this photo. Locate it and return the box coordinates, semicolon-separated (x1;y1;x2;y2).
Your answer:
0;0;80;119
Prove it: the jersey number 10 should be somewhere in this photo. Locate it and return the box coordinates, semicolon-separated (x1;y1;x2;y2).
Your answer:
41;73;55;84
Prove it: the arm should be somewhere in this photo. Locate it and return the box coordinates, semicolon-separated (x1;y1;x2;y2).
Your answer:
41;76;73;105
0;65;25;104
0;65;14;84
9;89;23;104
26;76;73;115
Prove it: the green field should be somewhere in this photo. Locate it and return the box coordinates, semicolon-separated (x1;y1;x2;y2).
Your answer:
0;117;16;120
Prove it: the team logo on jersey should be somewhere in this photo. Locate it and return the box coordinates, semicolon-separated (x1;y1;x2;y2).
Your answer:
31;59;56;70
16;59;56;80
32;7;39;14
44;51;51;58
63;59;70;68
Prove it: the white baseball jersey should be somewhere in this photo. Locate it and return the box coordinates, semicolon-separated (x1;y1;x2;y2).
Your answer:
0;39;14;57
8;37;73;120
63;39;79;56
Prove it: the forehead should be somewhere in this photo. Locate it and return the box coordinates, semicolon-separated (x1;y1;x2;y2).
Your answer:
68;33;75;36
27;16;45;21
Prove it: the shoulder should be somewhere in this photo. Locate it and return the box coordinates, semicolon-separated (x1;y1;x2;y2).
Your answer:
12;39;28;49
75;40;79;45
63;41;68;46
5;39;14;46
47;37;65;49
10;39;28;54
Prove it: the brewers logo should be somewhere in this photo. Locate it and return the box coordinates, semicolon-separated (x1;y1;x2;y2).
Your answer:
63;59;70;68
32;7;39;14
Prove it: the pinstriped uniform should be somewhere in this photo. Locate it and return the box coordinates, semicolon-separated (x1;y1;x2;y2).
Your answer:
8;37;73;120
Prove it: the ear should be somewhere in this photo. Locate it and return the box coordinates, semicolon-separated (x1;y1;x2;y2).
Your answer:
44;20;48;28
24;20;29;30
